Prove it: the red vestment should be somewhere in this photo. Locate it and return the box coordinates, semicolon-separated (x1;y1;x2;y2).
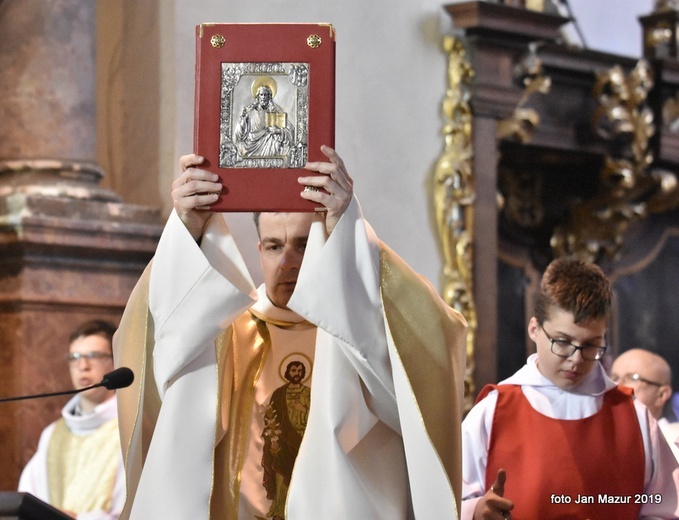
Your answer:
479;384;644;520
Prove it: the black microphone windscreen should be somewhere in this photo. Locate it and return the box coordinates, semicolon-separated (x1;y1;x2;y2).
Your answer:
100;367;134;390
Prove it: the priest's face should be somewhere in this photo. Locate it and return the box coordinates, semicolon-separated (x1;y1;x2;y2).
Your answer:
257;212;314;309
527;309;606;390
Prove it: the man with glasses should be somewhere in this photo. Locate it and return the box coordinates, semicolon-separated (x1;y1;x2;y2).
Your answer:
18;320;125;520
612;348;679;461
460;258;679;520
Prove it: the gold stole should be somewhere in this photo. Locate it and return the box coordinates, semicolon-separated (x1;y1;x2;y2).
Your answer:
380;243;467;516
209;312;270;520
210;310;314;519
47;418;120;514
113;263;160;520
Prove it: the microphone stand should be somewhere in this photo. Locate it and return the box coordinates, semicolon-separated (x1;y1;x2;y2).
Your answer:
0;385;100;404
0;367;134;403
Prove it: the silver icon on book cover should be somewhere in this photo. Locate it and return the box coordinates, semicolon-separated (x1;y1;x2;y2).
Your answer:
219;62;309;169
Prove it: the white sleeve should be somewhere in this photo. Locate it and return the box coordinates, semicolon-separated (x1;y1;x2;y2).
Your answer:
635;402;679;519
460;391;498;520
131;211;257;520
286;196;462;519
287;197;397;427
149;210;256;396
17;423;56;503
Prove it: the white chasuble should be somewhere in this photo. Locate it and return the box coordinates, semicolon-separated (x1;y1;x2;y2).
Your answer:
114;197;466;520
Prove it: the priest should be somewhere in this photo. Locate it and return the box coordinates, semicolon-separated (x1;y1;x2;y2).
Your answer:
113;146;467;520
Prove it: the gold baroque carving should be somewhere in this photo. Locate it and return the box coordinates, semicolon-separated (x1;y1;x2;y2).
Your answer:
497;43;552;143
497;45;552;232
433;35;476;410
646;24;673;51
552;60;679;262
654;0;679;12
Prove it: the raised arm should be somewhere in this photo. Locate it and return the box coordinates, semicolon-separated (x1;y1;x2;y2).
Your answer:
299;145;353;235
172;154;222;241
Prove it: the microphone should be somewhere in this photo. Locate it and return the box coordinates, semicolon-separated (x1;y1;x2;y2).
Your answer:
0;367;135;403
100;367;134;390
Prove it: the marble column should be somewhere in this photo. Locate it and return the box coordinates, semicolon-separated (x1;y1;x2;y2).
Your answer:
0;0;116;200
0;0;163;491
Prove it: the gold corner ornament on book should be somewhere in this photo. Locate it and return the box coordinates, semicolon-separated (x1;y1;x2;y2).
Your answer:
194;23;336;212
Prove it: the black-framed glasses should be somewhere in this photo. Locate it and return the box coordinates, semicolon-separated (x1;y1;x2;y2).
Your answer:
67;352;113;364
611;373;664;387
542;327;607;361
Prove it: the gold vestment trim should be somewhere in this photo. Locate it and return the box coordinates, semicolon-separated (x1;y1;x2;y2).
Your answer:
380;242;467;516
47;417;120;513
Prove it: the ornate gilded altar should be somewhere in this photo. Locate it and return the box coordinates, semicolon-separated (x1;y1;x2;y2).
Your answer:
438;1;679;399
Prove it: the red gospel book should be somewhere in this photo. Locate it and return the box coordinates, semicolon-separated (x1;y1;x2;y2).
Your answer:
194;23;336;212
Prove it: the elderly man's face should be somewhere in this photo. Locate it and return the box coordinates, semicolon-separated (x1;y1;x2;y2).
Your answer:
257;212;314;309
611;349;672;420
